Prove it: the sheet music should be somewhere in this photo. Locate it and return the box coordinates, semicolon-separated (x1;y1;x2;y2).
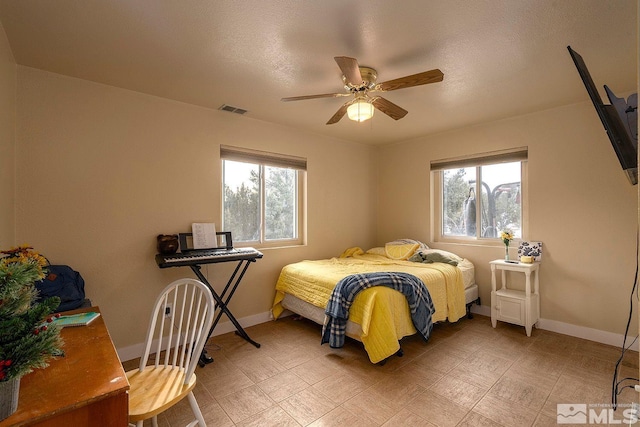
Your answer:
192;223;217;249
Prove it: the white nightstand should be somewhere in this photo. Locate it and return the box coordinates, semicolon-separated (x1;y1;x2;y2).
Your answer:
490;259;540;336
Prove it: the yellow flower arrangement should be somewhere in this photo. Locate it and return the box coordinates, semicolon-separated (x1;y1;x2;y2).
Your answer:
500;230;514;261
500;229;514;247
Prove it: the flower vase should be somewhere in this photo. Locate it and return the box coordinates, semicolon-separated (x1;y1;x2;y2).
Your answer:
504;245;510;261
0;377;20;421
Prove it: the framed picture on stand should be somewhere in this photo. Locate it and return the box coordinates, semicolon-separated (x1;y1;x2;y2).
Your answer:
517;241;543;261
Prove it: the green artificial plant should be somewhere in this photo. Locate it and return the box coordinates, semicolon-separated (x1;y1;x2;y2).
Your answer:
0;246;62;381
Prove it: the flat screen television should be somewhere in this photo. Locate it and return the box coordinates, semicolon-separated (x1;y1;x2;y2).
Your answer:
567;46;638;185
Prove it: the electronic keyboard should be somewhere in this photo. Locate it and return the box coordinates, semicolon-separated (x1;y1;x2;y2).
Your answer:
155;247;263;268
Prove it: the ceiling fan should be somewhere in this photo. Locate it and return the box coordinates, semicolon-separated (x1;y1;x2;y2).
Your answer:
281;56;444;125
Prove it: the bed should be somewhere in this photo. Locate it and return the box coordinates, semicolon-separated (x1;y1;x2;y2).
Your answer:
271;241;479;363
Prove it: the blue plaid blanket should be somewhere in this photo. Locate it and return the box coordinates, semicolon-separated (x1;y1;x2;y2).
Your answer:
321;272;435;349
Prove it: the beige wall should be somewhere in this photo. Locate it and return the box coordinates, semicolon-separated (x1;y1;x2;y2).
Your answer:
376;103;638;335
15;66;377;351
0;22;15;246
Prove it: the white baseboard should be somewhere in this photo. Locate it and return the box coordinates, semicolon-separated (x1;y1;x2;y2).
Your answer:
118;305;637;362
116;311;273;363
470;304;638;351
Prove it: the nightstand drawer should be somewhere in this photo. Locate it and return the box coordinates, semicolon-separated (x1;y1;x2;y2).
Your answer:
495;292;525;325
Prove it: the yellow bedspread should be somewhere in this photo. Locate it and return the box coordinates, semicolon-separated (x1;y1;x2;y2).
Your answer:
272;248;465;363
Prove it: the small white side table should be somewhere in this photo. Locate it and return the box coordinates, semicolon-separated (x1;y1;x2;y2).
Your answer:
490;259;540;336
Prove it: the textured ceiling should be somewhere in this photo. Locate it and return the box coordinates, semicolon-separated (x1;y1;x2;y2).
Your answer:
0;0;637;145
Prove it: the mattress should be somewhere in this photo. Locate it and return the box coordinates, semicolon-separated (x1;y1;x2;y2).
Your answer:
465;283;479;304
457;258;475;290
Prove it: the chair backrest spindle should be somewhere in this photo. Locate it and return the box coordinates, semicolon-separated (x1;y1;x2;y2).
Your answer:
156;294;168;368
178;285;194;369
183;289;207;373
162;290;176;367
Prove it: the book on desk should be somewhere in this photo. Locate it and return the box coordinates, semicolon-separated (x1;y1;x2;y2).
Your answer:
54;311;101;327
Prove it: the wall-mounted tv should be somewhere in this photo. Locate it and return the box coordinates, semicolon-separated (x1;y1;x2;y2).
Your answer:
567;46;638;185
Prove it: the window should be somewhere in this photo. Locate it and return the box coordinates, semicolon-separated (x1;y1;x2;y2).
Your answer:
221;146;306;247
432;148;527;243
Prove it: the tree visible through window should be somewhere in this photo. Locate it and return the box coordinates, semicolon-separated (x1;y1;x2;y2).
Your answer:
221;147;305;246
434;149;527;242
442;162;522;239
223;161;259;241
264;167;297;240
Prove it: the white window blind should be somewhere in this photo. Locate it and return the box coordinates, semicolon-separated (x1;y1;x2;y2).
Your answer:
220;145;307;170
430;147;528;171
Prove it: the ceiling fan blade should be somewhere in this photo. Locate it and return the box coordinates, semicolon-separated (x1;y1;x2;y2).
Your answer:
334;56;363;87
326;102;350;125
375;69;444;92
281;93;350;102
371;97;408;120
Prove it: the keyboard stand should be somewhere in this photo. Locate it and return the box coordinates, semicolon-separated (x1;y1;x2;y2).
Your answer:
190;260;261;345
155;247;263;367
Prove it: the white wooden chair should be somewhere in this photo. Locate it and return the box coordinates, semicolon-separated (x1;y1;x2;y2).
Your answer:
126;278;215;427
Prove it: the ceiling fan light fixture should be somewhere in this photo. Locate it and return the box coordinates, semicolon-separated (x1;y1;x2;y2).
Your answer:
282;56;443;125
347;100;374;122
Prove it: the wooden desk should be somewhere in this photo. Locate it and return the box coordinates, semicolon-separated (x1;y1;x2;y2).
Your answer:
0;307;129;426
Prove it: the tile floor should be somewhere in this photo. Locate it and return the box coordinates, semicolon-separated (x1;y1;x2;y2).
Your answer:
122;314;639;426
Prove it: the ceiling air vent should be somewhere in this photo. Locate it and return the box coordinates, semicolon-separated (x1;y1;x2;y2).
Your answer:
219;104;248;115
